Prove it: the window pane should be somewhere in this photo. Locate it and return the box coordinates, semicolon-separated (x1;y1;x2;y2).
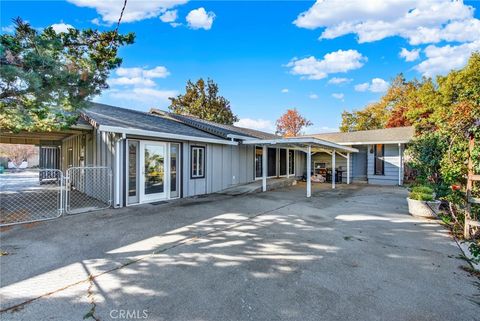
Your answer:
170;144;179;197
289;150;295;175
191;147;204;178
267;148;276;177
128;142;137;197
255;147;263;178
144;144;164;195
279;149;287;176
198;148;204;176
374;144;384;175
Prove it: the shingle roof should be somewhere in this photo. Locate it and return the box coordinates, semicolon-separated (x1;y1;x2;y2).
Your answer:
149;109;279;140
81;103;225;140
304;127;415;145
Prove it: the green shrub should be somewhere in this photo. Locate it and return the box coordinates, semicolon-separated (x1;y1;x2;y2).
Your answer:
409;191;434;201
411;186;434;194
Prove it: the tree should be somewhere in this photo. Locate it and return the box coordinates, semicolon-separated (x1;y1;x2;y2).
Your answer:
0;143;37;166
168;78;238;125
275;109;312;137
0;17;134;132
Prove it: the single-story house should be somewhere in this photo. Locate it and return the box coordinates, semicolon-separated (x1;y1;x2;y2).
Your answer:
1;103;414;209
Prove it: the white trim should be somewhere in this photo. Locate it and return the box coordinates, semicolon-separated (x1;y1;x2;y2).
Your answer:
242;137;358;153
262;145;267;192
98;125;237;146
139;141;168;203
114;137;121;207
347;152;351;184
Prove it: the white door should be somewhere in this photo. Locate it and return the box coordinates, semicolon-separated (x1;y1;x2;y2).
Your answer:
140;141;168;202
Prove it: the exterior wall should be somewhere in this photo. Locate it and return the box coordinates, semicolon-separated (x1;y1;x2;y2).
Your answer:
182;142;255;197
367;143;402;185
294;150;306;177
351;145;368;181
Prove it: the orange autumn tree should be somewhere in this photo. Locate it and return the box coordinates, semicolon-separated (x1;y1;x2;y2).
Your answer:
275;109;312;137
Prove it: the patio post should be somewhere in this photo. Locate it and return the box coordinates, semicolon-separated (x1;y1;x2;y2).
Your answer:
332;149;336;189
307;145;312;197
398;143;402;186
262;145;267;192
347;152;350;184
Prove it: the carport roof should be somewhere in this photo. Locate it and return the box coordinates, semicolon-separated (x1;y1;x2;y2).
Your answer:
242;137;358;153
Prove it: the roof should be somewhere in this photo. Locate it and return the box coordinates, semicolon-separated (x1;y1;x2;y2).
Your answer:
81;103;236;145
304;127;415;145
242;137;358;153
149;109;279;140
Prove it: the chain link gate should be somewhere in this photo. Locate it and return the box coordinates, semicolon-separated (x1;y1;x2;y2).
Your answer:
65;167;112;215
1;166;113;226
0;169;63;226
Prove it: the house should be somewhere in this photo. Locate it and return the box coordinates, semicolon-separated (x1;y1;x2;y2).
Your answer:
304;126;415;185
1;103;414;210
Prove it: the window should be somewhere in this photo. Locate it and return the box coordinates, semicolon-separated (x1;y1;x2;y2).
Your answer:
267;148;276;177
279;149;287;176
191;146;205;179
67;147;73;167
374;144;384;175
255;146;263;178
288;150;295;175
170;143;180;197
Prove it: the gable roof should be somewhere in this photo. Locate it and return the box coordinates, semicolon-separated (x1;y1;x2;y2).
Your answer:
305;126;415;145
81;103;236;145
149;109;279;140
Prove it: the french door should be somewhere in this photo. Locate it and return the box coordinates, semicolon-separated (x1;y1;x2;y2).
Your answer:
129;141;181;204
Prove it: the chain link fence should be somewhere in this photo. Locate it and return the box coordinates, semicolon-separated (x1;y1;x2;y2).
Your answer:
0;169;63;226
65;167;112;215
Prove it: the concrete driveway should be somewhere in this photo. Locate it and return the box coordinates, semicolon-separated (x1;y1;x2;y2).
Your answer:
0;184;478;321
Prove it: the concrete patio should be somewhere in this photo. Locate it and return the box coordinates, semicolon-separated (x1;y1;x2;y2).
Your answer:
0;184;478;321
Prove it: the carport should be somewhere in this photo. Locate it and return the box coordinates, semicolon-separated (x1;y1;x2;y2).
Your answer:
242;137;358;197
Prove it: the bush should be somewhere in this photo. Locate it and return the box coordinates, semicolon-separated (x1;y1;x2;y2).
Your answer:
411;186;434;194
409;191;434;201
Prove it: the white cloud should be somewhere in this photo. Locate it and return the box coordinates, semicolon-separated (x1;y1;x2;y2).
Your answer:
186;7;215;30
309;94;319;99
160;10;177;23
355;78;389;93
332;93;344;100
67;0;188;24
415;40;480;77
1;24;15;33
115;66;170;79
327;77;352;85
234;118;275;133
108;87;178;104
399;48;420;62
281;88;289;93
50;22;74;33
293;0;479;45
287;49;366;80
109;77;156;87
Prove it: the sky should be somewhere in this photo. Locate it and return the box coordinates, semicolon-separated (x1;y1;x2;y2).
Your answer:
2;0;480;134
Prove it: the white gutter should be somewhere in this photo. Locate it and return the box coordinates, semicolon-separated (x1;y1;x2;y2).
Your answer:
242;137;358;153
336;140;412;145
98;125;238;145
226;134;255;141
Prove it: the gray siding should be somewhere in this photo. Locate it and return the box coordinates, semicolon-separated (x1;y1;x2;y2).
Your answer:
351;145;368;181
182;142;256;197
367;143;402;185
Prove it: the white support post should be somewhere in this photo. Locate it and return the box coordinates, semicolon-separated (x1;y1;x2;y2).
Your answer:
398;143;402;186
332;149;336;189
347;152;350;184
262;145;267;192
114;137;121;207
307;145;312;198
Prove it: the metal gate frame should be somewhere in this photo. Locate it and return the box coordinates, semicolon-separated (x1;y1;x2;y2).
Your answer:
0;169;64;227
64;166;112;215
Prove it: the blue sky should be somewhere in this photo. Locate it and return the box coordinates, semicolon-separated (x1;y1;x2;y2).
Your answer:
2;1;480;133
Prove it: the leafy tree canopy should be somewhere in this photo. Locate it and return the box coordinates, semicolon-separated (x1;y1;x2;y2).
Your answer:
0;18;134;132
168;78;238;125
275;108;312;137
